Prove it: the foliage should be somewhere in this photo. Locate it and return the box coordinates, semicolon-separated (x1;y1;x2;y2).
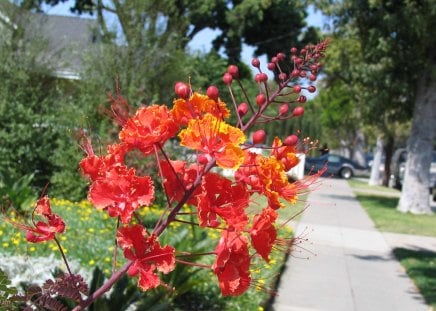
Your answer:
315;0;436;211
349;190;436;236
0;269;20;311
393;248;436;310
0;17;61;192
0;171;36;214
34;0;319;63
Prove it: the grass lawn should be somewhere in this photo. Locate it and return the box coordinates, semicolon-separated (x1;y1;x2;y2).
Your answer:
393;248;436;309
348;180;436;237
348;179;436;308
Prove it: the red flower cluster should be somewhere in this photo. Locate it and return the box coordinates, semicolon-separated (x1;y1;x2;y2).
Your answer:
5;39;329;303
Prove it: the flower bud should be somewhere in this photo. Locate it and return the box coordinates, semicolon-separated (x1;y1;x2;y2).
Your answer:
223;73;233;85
256;94;267;106
279;104;289;115
227;65;239;78
251;58;260;68
174;82;190;99
277;53;286;61
238;102;249;116
293;106;304;116
293;85;302;93
291;69;300;77
253;130;266;145
254;73;268;83
206;86;219;101
298;95;307;103
308;86;316;93
284;135;298;146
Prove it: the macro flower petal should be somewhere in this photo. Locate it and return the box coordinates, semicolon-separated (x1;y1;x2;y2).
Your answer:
212;230;251;296
179;113;245;169
117;225;176;291
172;92;230;125
250;207;278;262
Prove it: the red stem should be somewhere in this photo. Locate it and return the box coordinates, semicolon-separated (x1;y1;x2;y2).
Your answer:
72;261;132;311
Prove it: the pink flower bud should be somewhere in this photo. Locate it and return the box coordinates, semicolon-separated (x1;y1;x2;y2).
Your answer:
284;134;298;146
253;130;266;145
279;104;289;115
293;106;304;116
227;65;239;78
256;94;267;106
238;102;249;116
223;73;233;85
174;82;190;99
206;86;219;101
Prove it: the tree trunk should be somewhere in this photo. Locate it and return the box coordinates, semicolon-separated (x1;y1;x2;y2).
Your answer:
369;135;383;186
352;128;366;167
397;65;436;214
382;134;394;186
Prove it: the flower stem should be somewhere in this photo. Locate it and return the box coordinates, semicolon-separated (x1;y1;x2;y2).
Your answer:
54;237;72;275
72;261;132;311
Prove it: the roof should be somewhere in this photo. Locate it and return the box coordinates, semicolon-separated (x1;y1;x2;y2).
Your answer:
0;2;99;79
29;14;99;79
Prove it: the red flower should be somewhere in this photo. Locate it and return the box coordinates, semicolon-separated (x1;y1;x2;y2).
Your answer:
197;173;249;230
119;105;179;155
7;196;66;243
212;230;251;296
80;135;129;182
250;207;278;262
117;225;175;291
89;165;154;223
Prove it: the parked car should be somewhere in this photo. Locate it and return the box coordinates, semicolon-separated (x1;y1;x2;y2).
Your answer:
304;154;368;179
390;148;436;201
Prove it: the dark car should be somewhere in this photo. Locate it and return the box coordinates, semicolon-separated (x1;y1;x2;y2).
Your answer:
304;154;368;179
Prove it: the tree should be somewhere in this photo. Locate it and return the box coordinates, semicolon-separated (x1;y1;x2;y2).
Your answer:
315;0;436;213
0;3;64;191
29;0;318;64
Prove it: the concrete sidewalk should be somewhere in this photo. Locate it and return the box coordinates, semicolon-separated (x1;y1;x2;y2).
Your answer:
271;178;430;311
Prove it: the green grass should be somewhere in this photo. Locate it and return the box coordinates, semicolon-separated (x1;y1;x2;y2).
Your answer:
393;248;436;309
348;179;400;193
347;180;436;237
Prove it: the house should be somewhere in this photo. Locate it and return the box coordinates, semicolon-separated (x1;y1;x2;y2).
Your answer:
0;2;99;80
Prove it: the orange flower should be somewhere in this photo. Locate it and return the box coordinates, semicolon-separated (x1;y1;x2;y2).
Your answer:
236;151;297;209
257;156;298;209
179;113;245;169
119;105;179;155
172;92;230;125
270;137;300;171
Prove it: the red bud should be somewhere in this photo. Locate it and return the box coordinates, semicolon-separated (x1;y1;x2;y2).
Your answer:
253;130;266;145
